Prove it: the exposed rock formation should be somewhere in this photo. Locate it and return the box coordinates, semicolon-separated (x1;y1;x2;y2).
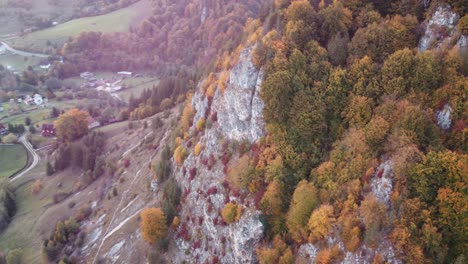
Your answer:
173;46;265;263
419;5;460;52
212;46;265;143
436;104;453;130
370;160;394;206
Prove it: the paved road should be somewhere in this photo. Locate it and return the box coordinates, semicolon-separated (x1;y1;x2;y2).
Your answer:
10;135;40;183
0;41;48;58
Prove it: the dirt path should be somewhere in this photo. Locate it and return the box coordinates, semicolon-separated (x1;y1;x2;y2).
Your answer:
10;135;40;183
0;41;48;58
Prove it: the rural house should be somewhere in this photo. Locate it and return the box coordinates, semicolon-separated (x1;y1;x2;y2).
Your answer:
34;94;44;105
41;124;55;137
88;117;101;129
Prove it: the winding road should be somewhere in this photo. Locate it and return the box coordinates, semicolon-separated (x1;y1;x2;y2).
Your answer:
0;41;48;58
10;135;40;183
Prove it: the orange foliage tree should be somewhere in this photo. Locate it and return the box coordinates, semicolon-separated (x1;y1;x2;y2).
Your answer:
140;208;167;244
54;109;89;142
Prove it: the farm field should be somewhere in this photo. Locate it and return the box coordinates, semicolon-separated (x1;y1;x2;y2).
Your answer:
64;71;159;102
0;99;87;126
5;0;152;53
0;144;28;179
0;53;43;72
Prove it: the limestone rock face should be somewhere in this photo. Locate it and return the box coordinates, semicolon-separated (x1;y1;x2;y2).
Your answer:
419;5;460;52
171;46;265;263
436;104;453;130
212;46;265;143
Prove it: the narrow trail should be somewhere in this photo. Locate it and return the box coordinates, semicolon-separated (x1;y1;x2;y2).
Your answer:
10;135;40;183
92;129;170;263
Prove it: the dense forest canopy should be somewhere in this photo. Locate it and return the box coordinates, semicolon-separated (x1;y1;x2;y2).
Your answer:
54;0;272;77
242;0;467;263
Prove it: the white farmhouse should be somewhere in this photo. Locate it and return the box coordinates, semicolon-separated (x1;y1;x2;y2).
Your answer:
34;94;44;105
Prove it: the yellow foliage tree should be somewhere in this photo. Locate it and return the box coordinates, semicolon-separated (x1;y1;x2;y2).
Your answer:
256;236;293;264
159;98;173;111
222;203;242;224
180;94;194;133
173;145;188;166
54;108;89;142
140;208;167;244
196;118;206;131
287;180;319;243
194;143;203;156
308;204;336;243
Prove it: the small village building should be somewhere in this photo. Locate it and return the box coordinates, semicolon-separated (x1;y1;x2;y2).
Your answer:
41;124;55;137
24;95;33;105
117;71;132;77
34;94;43;105
40;64;51;69
87;117;101;129
80;72;94;80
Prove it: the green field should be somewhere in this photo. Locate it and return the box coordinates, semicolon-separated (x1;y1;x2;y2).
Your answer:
0;53;43;72
6;0;152;53
0;144;28;179
118;76;160;101
63;72;159;102
0;99;87;126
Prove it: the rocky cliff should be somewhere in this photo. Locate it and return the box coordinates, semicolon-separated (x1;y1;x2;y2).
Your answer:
419;5;460;52
171;46;265;263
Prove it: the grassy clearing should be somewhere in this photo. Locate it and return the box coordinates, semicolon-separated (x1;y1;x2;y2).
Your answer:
6;0;152;52
118;76;160;101
0;53;43;72
0;161;46;262
0;144;28;179
1;99;87;126
0;161;81;263
96;121;129;138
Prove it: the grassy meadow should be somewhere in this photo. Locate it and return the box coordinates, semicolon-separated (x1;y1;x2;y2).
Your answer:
0;144;28;179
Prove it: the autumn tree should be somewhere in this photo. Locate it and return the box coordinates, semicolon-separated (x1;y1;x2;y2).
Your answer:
256;236;293;264
308;204;335;243
54;109;89;142
222;203;242;224
140;208;167;244
359;194;387;247
287;180;319;242
173;146;188;166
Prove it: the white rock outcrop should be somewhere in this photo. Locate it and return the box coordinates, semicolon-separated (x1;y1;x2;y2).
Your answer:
212;46;265;143
436;104;453;130
172;46;265;263
370;160;394;206
419;5;460;52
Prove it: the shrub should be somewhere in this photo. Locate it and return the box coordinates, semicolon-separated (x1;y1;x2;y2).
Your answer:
221;203;242;224
196;118;206;131
140;208;168;244
189;168;197;181
31;179;44;195
194;143;203;156
2;134;17;144
173;146;188;166
6;249;22;264
159;98;173;111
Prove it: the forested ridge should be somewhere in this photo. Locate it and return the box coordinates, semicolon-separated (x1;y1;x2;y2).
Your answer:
32;0;467;262
53;0;272;77
245;0;467;263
